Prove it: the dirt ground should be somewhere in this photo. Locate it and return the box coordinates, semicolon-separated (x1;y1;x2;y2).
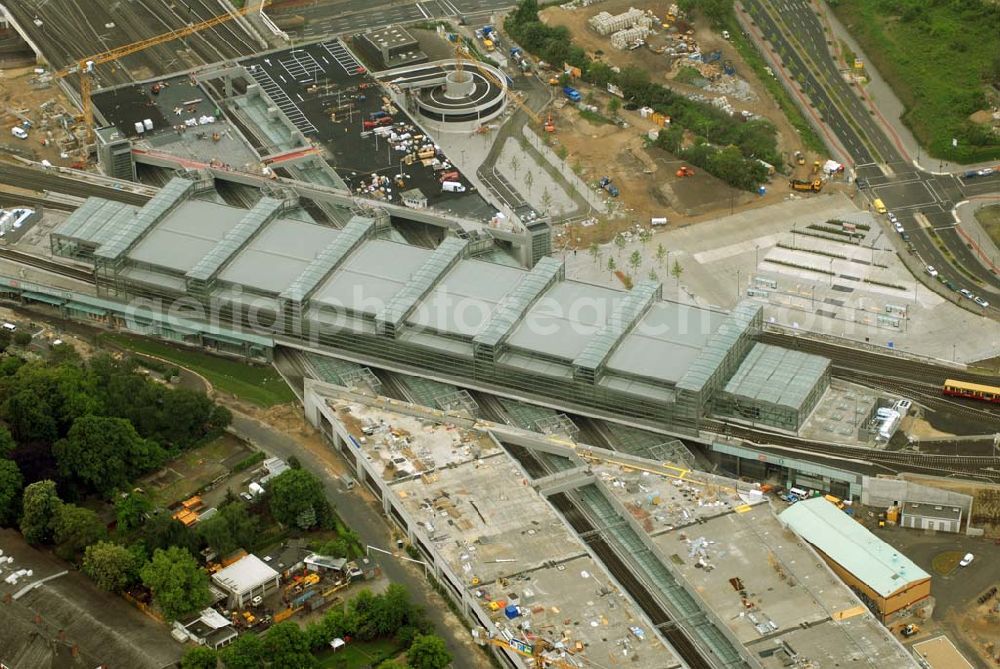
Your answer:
0;66;86;167
537;0;833;240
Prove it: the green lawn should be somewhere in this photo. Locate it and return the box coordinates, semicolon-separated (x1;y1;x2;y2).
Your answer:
830;0;1000;162
101;334;295;407
975;204;1000;249
315;639;404;668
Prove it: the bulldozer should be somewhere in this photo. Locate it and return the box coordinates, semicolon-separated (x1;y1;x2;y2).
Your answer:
676;165;695;177
790;179;823;193
543;113;555;133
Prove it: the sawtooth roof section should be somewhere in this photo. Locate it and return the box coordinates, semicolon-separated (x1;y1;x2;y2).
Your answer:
280;215;374;304
95;178;195;261
186;196;286;282
375;236;467;335
779;497;930;597
573;280;661;376
53;197;137;244
676;302;761;394
721;343;830;411
473;256;564;350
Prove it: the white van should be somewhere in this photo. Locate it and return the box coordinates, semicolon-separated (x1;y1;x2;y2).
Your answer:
788;487;809;500
1;322;16;332
651;217;669;227
10;127;27;140
441;181;466;193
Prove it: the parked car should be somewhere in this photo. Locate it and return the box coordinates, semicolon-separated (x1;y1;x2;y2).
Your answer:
925;265;938;278
959;288;974;299
887;212;898;224
960;553;975;567
974;296;990;308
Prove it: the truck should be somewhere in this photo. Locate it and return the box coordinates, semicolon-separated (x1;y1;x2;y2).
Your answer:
793;151;805;166
789;179;822;193
598;176;619;197
873;198;887;214
562;86;582;103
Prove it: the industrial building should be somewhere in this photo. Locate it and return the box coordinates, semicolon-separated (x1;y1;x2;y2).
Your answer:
779;498;931;620
211;554;282;608
355;26;427;69
900;501;964;533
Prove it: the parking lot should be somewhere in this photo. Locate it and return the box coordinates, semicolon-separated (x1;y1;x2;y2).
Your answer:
239;42;495;220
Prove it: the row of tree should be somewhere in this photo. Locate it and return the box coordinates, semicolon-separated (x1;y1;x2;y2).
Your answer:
504;0;780;190
181;585;453;669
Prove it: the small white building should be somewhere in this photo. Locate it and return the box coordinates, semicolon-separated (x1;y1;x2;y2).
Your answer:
211;554;281;608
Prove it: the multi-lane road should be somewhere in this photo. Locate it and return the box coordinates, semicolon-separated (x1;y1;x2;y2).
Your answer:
739;0;1000;301
271;0;513;38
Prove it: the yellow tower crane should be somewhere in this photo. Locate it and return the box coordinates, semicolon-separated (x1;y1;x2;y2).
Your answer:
55;0;269;142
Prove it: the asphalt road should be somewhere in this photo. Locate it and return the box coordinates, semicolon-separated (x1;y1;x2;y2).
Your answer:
270;0;514;38
5;0;258;87
740;0;1000;301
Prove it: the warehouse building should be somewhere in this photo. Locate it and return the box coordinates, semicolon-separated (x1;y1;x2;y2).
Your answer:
780;498;931;620
355;26;426;70
212;554;281;608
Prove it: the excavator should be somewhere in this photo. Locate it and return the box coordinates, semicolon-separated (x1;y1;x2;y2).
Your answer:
789;178;823;193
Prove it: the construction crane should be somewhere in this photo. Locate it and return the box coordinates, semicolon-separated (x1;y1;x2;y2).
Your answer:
454;46;555;133
54;0;269;142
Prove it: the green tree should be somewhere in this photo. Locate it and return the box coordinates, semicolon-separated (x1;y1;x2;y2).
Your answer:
588;242;600;263
607;256;616;273
263;621;316;669
629;250;642;273
20;480;62;545
655;243;667;266
613;233;626;255
220;633;265;669
140;513;201;556
540;187;553;214
608;96;621;116
0;425;15;457
54;504;106;561
12;331;32;347
82;541;139;592
115;490;152;533
181;646;218;669
197;501;259;556
140;546;212;621
524;170;534;195
54;415;165;498
4;390;58;444
0;459;23;526
671;259;684;284
648;269;659;282
268;469;331;530
376;661;407;669
407;634;453;669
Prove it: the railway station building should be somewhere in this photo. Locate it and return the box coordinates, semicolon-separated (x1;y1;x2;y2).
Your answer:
47;176;833;435
780;497;931;620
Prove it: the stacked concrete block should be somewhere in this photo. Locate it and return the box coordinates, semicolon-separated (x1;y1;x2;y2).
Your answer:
588;7;648;36
610;26;650;50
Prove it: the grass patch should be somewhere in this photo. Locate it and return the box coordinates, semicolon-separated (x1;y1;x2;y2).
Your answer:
100;334;295;407
673;66;705;86
578;108;613;125
727;19;826;154
974;204;1000;249
232;451;266;473
931;550;963;576
829;0;1000;162
315;638;403;668
862;277;907;290
142;433;250;506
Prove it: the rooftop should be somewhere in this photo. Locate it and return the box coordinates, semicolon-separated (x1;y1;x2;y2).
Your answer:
779;497;931;597
324;396;679;668
212;554;281;594
722;343;830;411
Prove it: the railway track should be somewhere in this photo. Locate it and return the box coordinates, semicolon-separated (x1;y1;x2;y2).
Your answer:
0;163;152;207
505;444;715;669
0;248;94;283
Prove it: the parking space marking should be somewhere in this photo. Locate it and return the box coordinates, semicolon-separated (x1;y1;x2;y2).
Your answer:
247;66;318;135
321;39;364;76
280;50;325;84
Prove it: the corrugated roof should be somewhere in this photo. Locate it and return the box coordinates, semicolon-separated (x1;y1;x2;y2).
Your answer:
574;280;660;373
281;215;373;303
95;178;194;261
474;256;563;349
779;497;930;597
212;554;280;594
375;236;466;333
